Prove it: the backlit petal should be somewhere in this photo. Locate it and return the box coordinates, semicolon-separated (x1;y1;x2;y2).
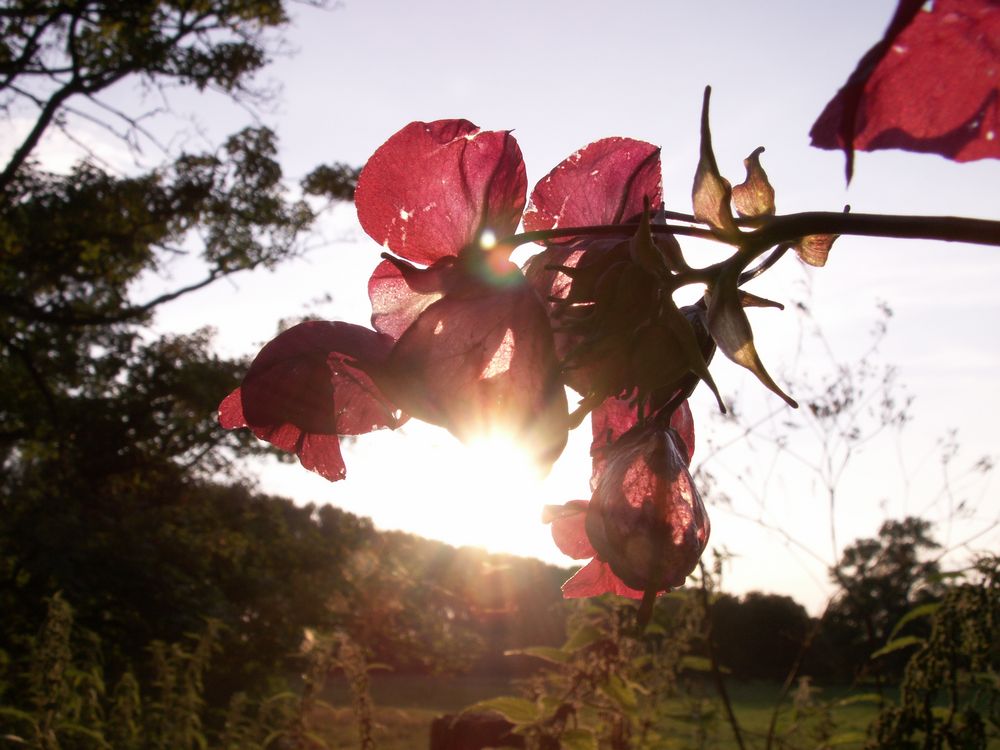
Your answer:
544;500;595;560
376;279;568;469
524;138;662;238
356;120;527;265
811;0;1000;178
561;559;645;599
221;321;402;481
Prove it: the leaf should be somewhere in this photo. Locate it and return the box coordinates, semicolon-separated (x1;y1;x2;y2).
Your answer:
888;601;941;640
561;728;599;750
836;692;883;707
599;673;638;713
811;0;1000;181
692;86;739;238
680;655;731;674
563;624;605;651
504;646;571;665
0;705;37;728
871;634;924;659
643;622;667;636
823;730;869;746
680;655;714;672
732;147;775;218
462;696;540;725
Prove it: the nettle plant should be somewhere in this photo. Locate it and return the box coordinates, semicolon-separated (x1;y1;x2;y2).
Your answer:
221;1;999;627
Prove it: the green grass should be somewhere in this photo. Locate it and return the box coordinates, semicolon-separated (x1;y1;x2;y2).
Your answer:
312;674;881;749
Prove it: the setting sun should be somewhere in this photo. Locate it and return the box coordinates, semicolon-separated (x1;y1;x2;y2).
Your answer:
418;433;557;555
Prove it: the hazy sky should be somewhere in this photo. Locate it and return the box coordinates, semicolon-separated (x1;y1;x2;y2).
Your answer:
12;0;999;613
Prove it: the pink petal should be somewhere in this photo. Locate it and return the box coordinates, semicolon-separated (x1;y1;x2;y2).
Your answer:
368;257;452;340
375;278;568;469
543;500;595;560
356;120;527;265
587;427;710;592
561;559;645;599
524;138;662;238
590;398;695;489
222;321;402;481
669;401;696;464
250;425;346;483
811;0;1000;175
219;388;246;429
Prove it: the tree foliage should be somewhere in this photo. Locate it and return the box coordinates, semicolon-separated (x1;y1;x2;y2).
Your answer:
823;517;942;683
0;0;364;703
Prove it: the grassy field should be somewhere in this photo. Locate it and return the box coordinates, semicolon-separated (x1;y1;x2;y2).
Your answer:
312;673;880;749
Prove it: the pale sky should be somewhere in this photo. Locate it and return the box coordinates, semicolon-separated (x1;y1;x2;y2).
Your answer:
10;0;999;614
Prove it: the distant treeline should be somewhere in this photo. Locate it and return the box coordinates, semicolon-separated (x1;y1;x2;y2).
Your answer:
1;470;949;717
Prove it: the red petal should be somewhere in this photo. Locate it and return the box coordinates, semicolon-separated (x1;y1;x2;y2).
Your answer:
544;500;595;560
561;559;645;599
376;278;568;468
250;425;346;483
356;120;527;265
586;428;710;592
219;387;246;429
368;257;451;339
223;321;402;481
524;138;662;238
669;401;696;464
811;0;1000;173
589;398;695;490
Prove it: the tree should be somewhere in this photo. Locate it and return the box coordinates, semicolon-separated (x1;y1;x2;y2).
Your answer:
712;592;813;682
823;517;942;683
0;0;360;700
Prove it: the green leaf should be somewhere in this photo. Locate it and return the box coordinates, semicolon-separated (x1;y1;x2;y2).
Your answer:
680;655;730;674
836;692;883;707
680;655;713;672
462;696;540;725
561;728;598;750
505;646;570;664
888;602;940;640
54;722;112;748
563;624;603;652
823;730;868;746
0;706;37;726
871;635;924;659
599;674;638;714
